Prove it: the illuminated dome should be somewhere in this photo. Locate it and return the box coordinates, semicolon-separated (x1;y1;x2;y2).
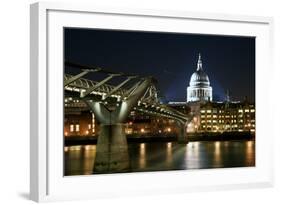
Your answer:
187;54;212;102
189;70;210;87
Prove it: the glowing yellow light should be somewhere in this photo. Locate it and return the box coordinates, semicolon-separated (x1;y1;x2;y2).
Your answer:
64;132;68;136
167;128;171;132
85;130;89;135
84;145;91;150
141;128;145;133
129;121;133;125
247;141;253;148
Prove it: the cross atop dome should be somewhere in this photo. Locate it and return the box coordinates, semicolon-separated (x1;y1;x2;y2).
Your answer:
197;53;203;71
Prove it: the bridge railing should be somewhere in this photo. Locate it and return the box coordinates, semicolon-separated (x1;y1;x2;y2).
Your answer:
64;74;126;97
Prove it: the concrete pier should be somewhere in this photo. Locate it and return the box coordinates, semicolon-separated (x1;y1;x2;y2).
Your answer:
93;124;129;173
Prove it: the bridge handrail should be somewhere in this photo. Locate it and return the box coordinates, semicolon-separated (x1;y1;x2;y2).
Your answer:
64;74;126;96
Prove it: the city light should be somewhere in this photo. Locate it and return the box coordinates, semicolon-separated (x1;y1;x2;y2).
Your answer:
141;128;145;133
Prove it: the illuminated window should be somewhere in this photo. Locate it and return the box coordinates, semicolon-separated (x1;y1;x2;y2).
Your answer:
213;115;217;118
201;115;205;118
207;115;211;118
201;120;205;123
213;120;217;123
251;109;255;113
88;124;91;129
201;110;205;113
70;124;74;132
245;109;249;112
207;110;211;113
238;109;243;113
75;124;80;132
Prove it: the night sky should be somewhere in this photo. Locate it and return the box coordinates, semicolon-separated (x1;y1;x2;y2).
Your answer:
64;28;255;103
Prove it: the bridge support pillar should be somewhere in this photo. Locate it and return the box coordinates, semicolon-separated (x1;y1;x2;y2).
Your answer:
84;77;154;173
93;123;129;173
177;122;188;144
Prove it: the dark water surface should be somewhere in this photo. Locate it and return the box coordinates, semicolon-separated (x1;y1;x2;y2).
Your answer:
64;140;255;176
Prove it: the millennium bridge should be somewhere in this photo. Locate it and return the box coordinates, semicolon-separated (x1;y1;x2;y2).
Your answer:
64;62;193;173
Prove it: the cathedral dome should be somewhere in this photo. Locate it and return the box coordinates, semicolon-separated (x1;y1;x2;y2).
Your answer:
189;70;210;87
187;53;212;102
189;53;210;87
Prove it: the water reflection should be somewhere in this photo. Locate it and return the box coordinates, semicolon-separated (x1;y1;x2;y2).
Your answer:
139;143;146;169
245;140;255;166
214;141;221;166
64;140;255;176
166;142;173;166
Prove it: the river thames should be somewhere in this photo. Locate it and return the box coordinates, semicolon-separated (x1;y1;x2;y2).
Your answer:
64;140;255;176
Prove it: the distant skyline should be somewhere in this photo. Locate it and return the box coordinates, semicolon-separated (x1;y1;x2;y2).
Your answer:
64;28;255;102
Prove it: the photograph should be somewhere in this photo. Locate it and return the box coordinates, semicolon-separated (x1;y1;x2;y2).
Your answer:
63;28;255;176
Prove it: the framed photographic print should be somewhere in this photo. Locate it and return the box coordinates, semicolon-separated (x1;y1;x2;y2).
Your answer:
30;2;274;202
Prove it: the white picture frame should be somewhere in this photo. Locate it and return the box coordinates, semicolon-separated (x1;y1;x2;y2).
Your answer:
30;2;274;202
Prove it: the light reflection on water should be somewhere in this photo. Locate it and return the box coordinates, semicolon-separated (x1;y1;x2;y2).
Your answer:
64;140;255;176
139;143;146;169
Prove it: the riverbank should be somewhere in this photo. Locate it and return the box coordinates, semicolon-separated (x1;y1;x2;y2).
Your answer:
64;131;255;146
